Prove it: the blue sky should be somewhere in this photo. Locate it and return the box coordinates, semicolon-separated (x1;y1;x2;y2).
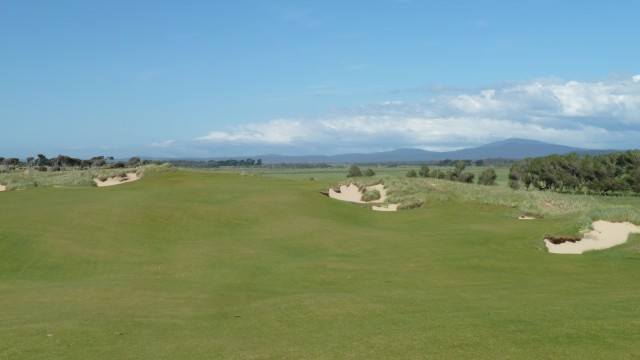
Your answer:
1;0;639;158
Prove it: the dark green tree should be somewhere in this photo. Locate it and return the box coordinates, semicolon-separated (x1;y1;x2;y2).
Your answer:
478;168;497;185
458;172;475;183
448;161;466;181
418;165;430;178
26;156;34;170
127;156;142;167
347;165;362;177
3;158;19;172
431;169;446;179
36;154;49;166
91;156;106;168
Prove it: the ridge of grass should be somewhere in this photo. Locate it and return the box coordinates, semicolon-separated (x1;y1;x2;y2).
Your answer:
341;175;640;223
0;163;173;190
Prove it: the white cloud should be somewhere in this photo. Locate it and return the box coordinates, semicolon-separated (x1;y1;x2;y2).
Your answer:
195;75;640;153
150;140;176;148
197;119;314;144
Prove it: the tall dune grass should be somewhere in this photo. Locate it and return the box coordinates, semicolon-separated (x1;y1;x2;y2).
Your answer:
341;176;640;223
0;163;172;190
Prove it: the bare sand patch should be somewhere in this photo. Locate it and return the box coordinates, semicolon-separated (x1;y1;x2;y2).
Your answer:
518;216;537;220
328;183;400;211
329;183;385;203
372;204;399;212
94;172;140;187
545;220;640;254
0;184;6;192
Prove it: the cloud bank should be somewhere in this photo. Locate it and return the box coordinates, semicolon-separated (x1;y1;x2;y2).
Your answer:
193;76;640;155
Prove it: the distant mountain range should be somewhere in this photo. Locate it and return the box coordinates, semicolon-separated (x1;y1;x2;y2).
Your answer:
246;138;613;164
156;138;616;164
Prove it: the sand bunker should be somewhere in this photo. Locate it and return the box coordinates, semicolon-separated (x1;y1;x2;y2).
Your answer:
328;183;400;211
329;183;387;203
545;220;640;254
372;204;399;212
94;172;140;187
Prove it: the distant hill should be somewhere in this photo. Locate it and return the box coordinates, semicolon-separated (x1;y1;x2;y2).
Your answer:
445;138;587;160
253;138;613;164
159;138;616;164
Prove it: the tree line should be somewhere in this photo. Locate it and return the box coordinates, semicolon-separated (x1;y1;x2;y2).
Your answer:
347;162;497;186
404;161;497;186
508;151;640;194
167;158;263;168
0;154;150;173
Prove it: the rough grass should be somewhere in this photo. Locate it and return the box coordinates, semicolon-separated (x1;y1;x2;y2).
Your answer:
2;169;640;358
360;188;381;202
0;163;172;190
342;175;640;220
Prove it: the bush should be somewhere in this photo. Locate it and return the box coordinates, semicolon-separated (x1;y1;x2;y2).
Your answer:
406;170;417;178
361;188;381;201
419;165;430;178
347;165;362;177
431;169;446;179
478;168;497;186
458;172;475;183
127;156;141;167
364;168;376;177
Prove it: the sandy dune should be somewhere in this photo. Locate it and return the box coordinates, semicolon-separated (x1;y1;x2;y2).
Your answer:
545;220;640;254
329;183;387;203
94;172;140;187
328;183;400;211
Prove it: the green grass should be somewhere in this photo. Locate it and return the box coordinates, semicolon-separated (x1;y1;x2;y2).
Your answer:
0;165;167;190
1;169;640;358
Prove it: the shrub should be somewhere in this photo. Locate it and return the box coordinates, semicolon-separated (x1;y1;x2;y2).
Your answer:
431;169;446;179
458;172;475;183
364;168;375;177
361;188;381;201
127;157;141;167
478;168;497;186
419;165;430;178
347;165;362;177
406;170;417;178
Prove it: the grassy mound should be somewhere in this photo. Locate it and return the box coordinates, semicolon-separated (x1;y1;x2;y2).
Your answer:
341;176;640;227
0;163;172;190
